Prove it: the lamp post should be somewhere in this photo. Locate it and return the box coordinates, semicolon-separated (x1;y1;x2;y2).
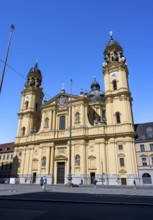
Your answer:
68;79;72;186
0;24;15;93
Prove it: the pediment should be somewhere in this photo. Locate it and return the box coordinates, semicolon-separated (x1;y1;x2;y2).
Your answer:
42;93;83;109
119;169;127;173
140;154;147;157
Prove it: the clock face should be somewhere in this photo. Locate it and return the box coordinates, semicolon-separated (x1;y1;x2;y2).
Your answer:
110;72;117;78
56;95;68;108
25;95;30;101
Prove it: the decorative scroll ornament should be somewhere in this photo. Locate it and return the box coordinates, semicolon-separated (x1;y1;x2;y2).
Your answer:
56;95;68;108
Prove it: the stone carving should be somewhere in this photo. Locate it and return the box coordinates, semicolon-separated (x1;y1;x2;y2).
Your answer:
56;95;68;109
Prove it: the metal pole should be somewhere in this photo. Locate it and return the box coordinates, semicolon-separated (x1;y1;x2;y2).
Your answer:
0;24;15;93
101;160;103;186
68;79;72;186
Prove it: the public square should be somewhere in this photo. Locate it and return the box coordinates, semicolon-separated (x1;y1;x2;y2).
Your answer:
0;184;153;219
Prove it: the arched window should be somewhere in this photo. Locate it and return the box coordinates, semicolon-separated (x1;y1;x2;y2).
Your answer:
116;112;121;124
142;173;152;184
25;101;29;109
44;118;49;128
75;155;80;166
75;112;80;122
35;103;38;111
21;127;26;136
41;157;46;167
59;115;65;130
112;80;117;90
119;158;125;167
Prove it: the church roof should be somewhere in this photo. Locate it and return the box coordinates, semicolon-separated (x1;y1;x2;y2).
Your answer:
104;31;123;54
88;78;104;103
29;63;42;76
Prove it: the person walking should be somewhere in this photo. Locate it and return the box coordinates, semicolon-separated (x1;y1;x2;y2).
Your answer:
94;179;97;188
40;177;43;191
42;176;47;191
133;180;136;189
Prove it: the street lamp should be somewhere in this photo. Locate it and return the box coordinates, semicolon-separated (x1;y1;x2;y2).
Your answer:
0;24;15;93
68;79;72;186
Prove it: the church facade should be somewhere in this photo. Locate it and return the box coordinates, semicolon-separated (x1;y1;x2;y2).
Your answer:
12;34;138;185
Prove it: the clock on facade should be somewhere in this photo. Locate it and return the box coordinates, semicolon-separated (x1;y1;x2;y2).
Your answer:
110;72;117;78
25;95;30;101
56;95;68;108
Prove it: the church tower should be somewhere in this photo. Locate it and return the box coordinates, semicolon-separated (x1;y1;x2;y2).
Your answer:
103;32;133;127
102;32;138;185
16;63;44;139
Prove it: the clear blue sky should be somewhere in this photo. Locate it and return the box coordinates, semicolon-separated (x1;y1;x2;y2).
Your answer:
0;0;153;144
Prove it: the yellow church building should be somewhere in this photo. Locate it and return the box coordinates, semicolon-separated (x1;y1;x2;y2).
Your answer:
12;33;138;185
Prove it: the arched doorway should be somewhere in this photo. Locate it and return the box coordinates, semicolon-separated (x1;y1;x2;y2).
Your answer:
142;173;152;184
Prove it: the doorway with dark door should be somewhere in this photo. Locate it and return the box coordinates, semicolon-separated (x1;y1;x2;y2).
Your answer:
121;177;127;185
90;172;95;184
57;162;65;184
32;172;37;183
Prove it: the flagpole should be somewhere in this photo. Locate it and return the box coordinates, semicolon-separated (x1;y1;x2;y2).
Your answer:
0;24;15;93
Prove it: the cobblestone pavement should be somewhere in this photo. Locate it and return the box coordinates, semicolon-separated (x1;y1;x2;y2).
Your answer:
0;184;153;197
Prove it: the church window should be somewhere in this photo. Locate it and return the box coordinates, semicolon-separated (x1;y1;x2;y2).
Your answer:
112;80;117;90
25;101;29;109
44;117;49;128
21;127;26;136
102;109;106;120
118;145;123;150
116;112;121;124
59;115;65;130
119;158;124;167
42;157;46;167
75;112;80;122
75;155;80;166
35;103;39;111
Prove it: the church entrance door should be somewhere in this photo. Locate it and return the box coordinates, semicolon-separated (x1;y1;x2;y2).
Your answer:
57;162;65;184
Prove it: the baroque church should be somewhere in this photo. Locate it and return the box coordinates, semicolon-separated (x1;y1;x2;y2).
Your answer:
12;34;138;185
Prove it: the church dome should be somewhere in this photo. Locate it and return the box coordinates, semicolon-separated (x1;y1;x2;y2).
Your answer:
91;78;100;91
104;31;122;54
25;63;42;88
88;78;104;102
28;63;42;76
